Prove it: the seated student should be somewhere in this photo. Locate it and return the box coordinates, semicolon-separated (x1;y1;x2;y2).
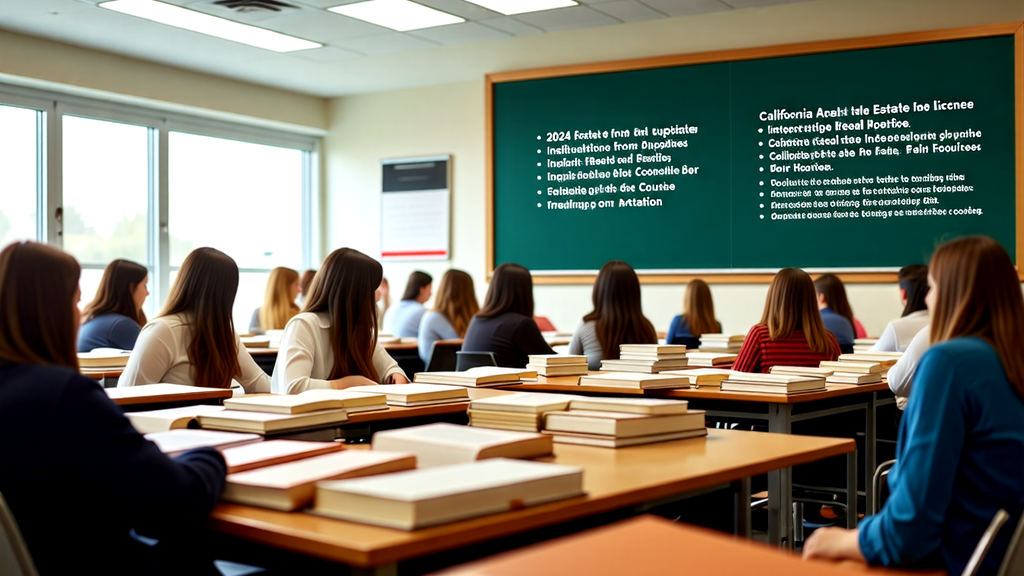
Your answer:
297;268;317;307
376;276;390;332
871;264;929;353
383;271;432;338
804;235;1024;576
666;279;721;348
0;241;226;575
569;261;657;370
462;262;554;368
77;259;149;351
813;273;859;353
248;266;300;335
733;267;841;373
417;269;479;364
120;248;270;393
272;248;409;394
887;325;929;411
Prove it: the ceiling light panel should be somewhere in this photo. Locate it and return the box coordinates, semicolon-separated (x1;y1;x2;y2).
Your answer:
461;0;577;16
327;0;465;32
98;0;322;52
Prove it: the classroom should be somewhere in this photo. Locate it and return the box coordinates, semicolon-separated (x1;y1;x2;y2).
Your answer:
1;0;1024;574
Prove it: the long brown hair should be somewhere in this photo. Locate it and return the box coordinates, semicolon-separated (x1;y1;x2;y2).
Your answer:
929;236;1024;398
813;273;856;328
82;259;148;326
304;248;382;381
582;261;657;358
433;269;479;337
683;279;717;337
299;269;317;297
898;264;929;317
160;247;241;389
401;271;432;301
0;242;81;370
477;263;534;319
761;268;832;354
259;267;300;331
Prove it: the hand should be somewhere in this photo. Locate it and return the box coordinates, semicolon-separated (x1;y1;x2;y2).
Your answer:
329;375;377;389
387;373;410;384
802;527;865;562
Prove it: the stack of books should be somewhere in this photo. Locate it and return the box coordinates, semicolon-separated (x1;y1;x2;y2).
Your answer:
619;344;690;364
768;365;835;378
579;372;691;390
468;392;577;432
660;368;737;388
347;384;469;407
413;367;535;387
371;422;554;467
542;397;706;448
77;349;131;369
853;338;879;353
719;372;827;394
223;389;389;415
819;359;886;385
599;347;688;373
527;355;589;376
685;351;738;367
837;352;902;370
698;333;745;353
197;402;349;436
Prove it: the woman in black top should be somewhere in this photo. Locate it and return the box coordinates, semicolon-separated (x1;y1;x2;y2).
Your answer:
462;263;554;368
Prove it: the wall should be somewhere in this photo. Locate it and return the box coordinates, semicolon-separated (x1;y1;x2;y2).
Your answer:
324;0;1024;336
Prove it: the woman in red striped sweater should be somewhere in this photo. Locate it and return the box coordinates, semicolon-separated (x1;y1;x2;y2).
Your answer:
734;267;841;373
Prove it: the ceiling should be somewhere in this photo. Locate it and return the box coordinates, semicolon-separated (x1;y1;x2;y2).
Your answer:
0;0;817;97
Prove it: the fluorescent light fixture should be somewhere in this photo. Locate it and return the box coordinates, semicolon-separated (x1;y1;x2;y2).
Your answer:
327;0;464;32
99;0;322;52
461;0;577;15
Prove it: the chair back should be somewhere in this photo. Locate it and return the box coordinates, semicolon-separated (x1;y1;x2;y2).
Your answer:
962;509;1010;576
870;459;897;515
0;491;39;576
455;351;497;371
426;339;462;372
996;510;1024;576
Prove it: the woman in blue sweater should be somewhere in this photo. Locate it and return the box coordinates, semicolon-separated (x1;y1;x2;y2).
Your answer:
803;235;1024;575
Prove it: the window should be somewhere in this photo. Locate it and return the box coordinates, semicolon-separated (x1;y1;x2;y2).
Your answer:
0;104;41;247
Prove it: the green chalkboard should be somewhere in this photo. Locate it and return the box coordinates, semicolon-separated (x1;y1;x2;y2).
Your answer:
490;34;1018;275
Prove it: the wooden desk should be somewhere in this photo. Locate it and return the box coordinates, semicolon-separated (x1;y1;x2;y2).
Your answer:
82;368;125;388
105;384;233;409
209;429;854;574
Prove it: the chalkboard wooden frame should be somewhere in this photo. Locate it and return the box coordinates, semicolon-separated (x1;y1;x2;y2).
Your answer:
485;22;1024;284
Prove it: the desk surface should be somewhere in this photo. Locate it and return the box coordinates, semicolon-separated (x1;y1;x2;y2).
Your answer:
209;428;854;568
105;384;233;406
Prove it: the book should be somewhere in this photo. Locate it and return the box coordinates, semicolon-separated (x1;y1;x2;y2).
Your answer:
837;353;901;369
659;368;737;387
685;352;738;367
578;372;690;390
826;372;884;385
720;373;826;394
769;365;835;377
371;423;553;467
145;429;262;456
413;370;522;387
567;397;689;415
313;458;584;530
346;384;469;407
222;390;388;415
618;344;690;355
544;410;705;438
525;363;588;376
466;366;539;380
221;439;346;473
619;352;689;361
197;408;348;434
469;392;577;414
546;428;708;448
699;333;745;344
126;404;226;434
598;358;689;373
697;346;742;353
819;360;882;374
240;336;271;349
222;450;416;511
468;411;544;432
77;350;131;368
527;354;589;366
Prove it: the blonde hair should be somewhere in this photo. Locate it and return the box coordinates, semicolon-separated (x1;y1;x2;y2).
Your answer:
432;270;479;337
760;268;832;354
259;267;300;331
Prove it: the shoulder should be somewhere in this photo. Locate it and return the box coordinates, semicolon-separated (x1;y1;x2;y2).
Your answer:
140;315;180;338
745;324;769;339
924;337;998;368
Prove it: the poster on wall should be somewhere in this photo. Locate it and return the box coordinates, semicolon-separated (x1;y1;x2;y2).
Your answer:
380;156;451;261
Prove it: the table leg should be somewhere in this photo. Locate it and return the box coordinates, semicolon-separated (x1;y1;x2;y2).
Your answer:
847;449;858;529
864;392;877;517
768;403;793;548
736;477;752;538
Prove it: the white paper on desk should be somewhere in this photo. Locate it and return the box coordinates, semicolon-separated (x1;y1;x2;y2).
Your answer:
381;188;450;260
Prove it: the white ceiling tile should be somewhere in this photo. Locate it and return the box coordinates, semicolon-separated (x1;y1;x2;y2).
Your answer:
289;0;363;7
511;5;621;32
590;0;666;21
415;0;502;19
333;32;441;56
477;16;544;36
256;9;390;41
638;0;732;17
719;0;806;7
407;21;510;45
289;44;364;61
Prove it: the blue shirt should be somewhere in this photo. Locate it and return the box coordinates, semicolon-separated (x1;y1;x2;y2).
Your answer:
859;337;1024;575
418;311;460;364
665;315;722;348
819;307;855;350
77;313;142;352
385;300;427;338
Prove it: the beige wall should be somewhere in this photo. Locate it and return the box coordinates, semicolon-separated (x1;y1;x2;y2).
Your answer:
323;0;1024;337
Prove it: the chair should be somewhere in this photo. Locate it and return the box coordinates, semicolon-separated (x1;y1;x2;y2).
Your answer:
996;510;1024;576
962;509;1010;576
455;351;497;371
425;339;462;372
870;459;897;515
0;491;38;576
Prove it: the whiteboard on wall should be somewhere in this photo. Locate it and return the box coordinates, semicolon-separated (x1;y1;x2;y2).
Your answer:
380;156;451;261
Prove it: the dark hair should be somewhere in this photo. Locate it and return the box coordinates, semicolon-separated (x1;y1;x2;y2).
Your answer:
682;279;717;337
299;269;317;296
160;247;241;389
582;261;657;358
303;248;383;381
477;263;534;319
762;268;833;354
0;242;81;370
401;271;433;301
433;269;479;337
82;259;148;326
813;273;856;328
898;264;929;317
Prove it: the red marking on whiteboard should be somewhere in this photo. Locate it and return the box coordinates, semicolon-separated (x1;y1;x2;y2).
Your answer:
382;250;447;257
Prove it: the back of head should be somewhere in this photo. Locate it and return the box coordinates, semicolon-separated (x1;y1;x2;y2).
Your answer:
477;263;535;319
814;273;855;326
304;247;383;381
898;264;929;317
82;259;148;326
260;267;300;331
762;267;831;354
299;269;317;296
401;271;433;301
583;260;656;358
433;269;479;337
929;235;1024;398
683;279;717;337
161;247;241;388
0;242;81;370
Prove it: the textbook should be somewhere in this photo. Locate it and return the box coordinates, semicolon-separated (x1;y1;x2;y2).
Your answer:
544;410;705;438
819;360;883;374
720;373;826;394
222;439;346;473
413;370;524;387
567;397;689;416
468;410;545;432
853;338;880;353
769;365;835;377
77;349;132;368
526;355;588;377
619;352;689;361
197;408;348;435
222;450;416;511
313;458;584;530
546;428;708;448
659;368;737;387
527;354;589;366
696;334;745;353
126;404;226;434
346;384;469;407
837;353;901;369
468;393;578;432
466;366;539;380
598;358;689;373
145;429;262;457
371;423;553;467
826;372;884;385
223;390;388;415
685;352;738;367
618;344;690;356
578;372;690;390
240;336;271;349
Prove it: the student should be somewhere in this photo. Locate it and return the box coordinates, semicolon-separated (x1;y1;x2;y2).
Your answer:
383;271;431;338
417;269;479;364
248;266;300;335
803;236;1024;576
462;262;554;368
813;273;860;352
569;260;657;370
297;268;317;306
870;264;929;353
77;258;149;351
0;241;226;575
666;279;721;348
376;276;391;332
887;325;929;411
272;248;409;394
120;247;270;393
733;267;841;373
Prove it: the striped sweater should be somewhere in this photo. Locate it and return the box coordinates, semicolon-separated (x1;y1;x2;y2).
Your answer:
733;323;841;373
